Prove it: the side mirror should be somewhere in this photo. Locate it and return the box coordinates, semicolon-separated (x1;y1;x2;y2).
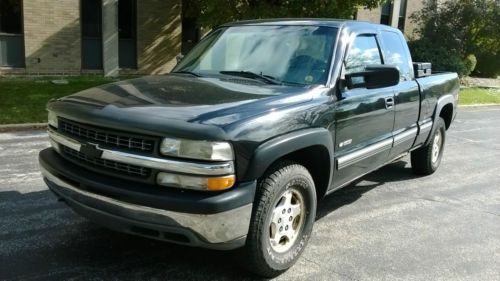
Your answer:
176;54;184;64
345;65;400;89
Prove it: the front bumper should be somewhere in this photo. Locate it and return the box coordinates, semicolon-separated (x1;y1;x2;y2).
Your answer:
39;148;255;250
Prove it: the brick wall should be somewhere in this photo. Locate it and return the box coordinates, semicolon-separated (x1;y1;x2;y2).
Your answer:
136;0;181;74
1;0;182;77
23;0;81;75
404;0;425;38
356;7;382;24
356;0;426;38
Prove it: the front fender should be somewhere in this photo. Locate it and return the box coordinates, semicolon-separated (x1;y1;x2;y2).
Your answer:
242;128;334;181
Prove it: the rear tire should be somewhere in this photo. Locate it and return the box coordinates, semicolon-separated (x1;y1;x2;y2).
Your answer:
411;117;446;175
242;161;317;278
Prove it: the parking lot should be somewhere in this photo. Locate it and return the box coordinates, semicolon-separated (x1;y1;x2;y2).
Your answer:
1;106;499;280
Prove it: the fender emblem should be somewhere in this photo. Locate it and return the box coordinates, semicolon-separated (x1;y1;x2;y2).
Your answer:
339;139;352;148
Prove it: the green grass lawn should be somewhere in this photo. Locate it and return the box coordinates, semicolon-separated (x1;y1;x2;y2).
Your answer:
0;77;115;124
459;87;500;105
0;77;499;125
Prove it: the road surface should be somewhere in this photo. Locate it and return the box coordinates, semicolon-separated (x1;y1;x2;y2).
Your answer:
1;106;499;280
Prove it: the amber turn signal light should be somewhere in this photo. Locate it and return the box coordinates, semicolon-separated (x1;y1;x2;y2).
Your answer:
207;175;236;191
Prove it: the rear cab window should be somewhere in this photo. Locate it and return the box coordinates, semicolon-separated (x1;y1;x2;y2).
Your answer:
379;31;412;81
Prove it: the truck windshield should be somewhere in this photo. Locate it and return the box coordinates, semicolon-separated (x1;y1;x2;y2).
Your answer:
173;25;338;86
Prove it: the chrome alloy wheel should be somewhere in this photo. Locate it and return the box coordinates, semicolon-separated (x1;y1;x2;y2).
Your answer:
269;188;305;253
432;129;442;163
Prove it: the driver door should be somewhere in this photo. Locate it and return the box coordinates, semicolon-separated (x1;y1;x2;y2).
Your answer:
332;34;395;188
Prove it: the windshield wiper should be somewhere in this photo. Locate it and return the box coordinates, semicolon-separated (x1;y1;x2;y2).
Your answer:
220;71;281;85
171;70;202;77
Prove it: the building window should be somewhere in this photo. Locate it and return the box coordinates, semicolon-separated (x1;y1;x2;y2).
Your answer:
398;0;408;31
380;1;391;26
0;0;24;67
181;17;199;55
380;0;408;31
181;3;200;55
81;0;103;70
118;0;137;69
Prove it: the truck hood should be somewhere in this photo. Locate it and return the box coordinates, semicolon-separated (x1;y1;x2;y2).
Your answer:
50;74;317;139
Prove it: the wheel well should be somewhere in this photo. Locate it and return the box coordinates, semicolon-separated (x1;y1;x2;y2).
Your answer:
271;145;331;200
439;103;453;130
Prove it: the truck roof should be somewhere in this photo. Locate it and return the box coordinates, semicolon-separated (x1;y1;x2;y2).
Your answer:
221;18;400;32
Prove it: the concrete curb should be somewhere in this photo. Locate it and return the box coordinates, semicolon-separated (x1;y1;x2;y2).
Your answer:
0;123;47;133
458;104;500;107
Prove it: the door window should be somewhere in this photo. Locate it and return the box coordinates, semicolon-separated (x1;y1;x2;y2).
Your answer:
380;31;411;80
345;35;382;75
344;35;382;86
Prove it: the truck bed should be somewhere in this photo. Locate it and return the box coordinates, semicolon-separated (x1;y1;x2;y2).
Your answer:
416;72;460;123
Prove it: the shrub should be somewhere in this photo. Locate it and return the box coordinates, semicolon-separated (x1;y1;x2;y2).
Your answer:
409;0;500;78
409;40;470;76
473;52;500;78
464;54;477;74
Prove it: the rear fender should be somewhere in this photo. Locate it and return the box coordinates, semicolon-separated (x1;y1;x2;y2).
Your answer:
425;94;455;145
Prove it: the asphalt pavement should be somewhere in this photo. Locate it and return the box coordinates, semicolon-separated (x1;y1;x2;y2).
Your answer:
1;106;499;281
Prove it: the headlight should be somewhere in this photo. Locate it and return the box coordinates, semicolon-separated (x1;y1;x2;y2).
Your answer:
160;138;234;161
157;172;235;191
48;111;58;128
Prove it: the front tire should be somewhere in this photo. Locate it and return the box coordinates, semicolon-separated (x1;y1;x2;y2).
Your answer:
411;117;446;175
243;161;317;278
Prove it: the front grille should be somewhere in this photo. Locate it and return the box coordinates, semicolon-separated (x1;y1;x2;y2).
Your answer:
62;145;151;178
59;118;155;152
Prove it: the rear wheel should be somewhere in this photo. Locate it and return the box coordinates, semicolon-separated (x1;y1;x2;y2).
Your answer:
243;161;316;278
411;117;446;175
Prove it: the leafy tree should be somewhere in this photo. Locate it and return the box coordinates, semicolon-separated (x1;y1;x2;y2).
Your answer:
409;0;500;77
184;0;386;28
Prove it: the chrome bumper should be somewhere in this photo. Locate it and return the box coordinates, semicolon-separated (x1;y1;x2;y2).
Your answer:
41;166;252;249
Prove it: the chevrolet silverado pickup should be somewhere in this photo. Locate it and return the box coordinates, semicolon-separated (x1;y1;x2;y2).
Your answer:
39;19;459;277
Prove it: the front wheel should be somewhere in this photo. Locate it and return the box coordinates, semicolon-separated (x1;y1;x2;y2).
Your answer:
411;117;446;175
242;161;317;278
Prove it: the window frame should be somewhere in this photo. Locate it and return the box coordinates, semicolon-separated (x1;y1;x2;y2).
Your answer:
0;0;25;68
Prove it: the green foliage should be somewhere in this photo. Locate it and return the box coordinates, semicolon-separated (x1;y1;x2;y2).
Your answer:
184;0;385;28
409;40;471;76
474;52;500;78
464;54;477;74
409;0;500;78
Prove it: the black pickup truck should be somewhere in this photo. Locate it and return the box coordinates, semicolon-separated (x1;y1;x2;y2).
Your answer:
39;19;459;277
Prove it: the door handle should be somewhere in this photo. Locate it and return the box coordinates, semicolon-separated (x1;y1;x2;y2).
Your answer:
385;97;394;109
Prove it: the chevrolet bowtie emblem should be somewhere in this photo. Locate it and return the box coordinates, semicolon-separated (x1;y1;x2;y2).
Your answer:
80;143;103;159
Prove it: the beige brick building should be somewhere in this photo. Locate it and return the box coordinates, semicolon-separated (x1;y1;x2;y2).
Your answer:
1;0;429;76
0;0;184;76
356;0;425;38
